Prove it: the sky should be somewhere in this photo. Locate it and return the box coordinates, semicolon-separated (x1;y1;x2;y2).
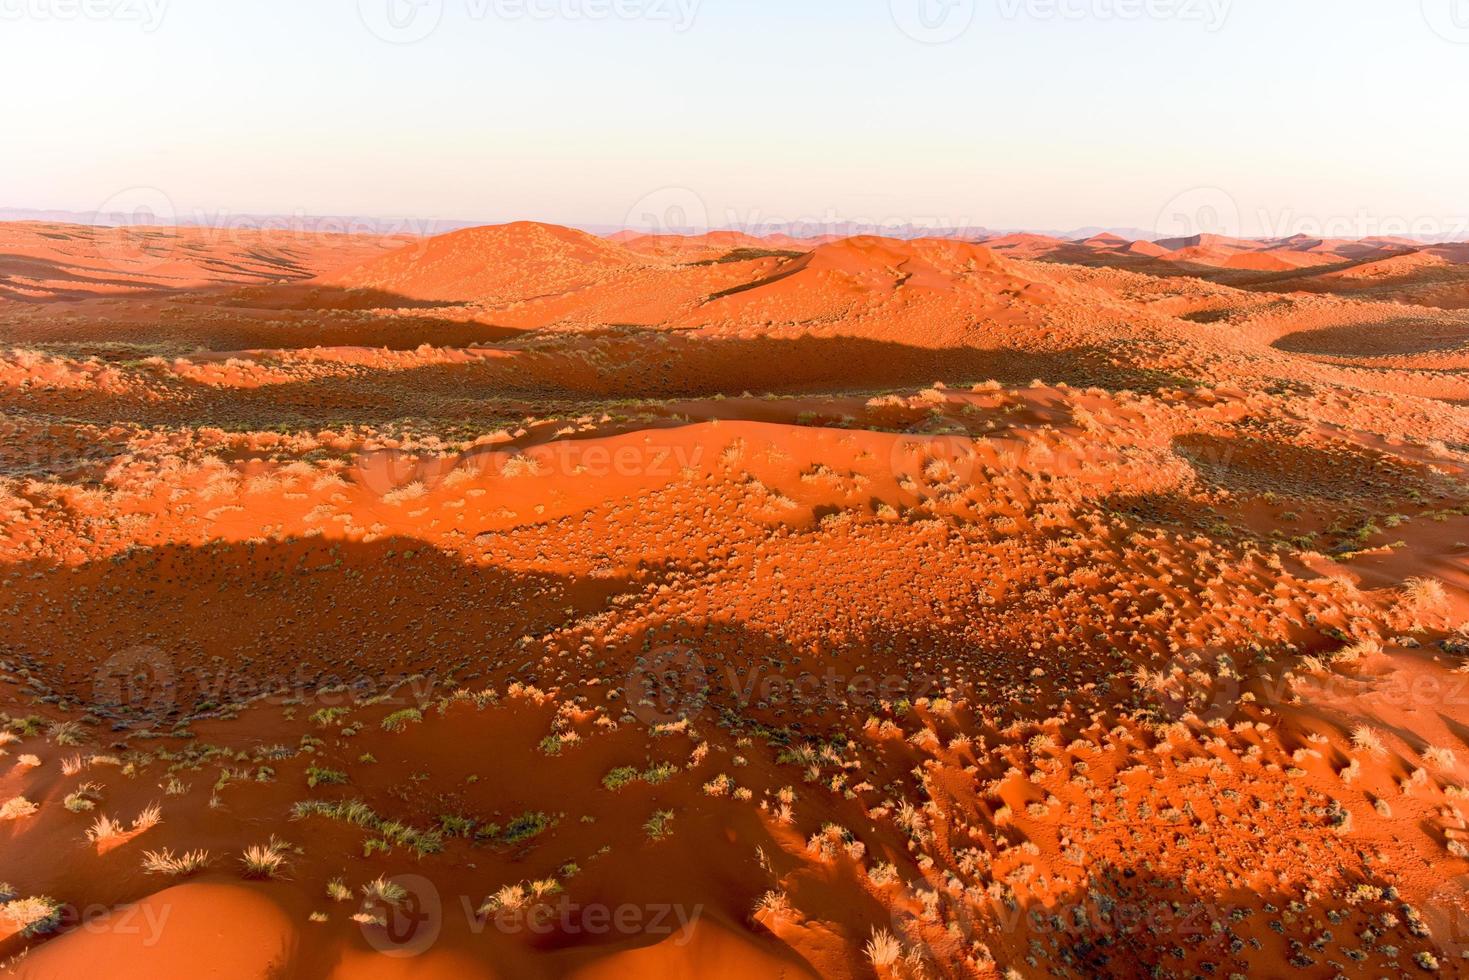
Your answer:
2;0;1466;239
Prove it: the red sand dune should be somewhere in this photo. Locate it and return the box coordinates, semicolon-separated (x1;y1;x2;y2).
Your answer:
318;222;643;305
1122;239;1169;257
1152;232;1256;253
0;221;408;303
2;220;1469;979
972;232;1068;260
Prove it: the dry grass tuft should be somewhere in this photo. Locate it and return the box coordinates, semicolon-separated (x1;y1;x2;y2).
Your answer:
86;814;127;843
1403;576;1448;611
1351;726;1386;756
131;803;163;832
0;797;38;821
754;890;792;921
360;876;407;907
864;928;902;968
142;848;211;876
1;895;64;937
1424;746;1458;771
240;839;290;879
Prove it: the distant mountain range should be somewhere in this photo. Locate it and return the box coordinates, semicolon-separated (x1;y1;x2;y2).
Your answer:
0;207;1460;245
0;207;473;237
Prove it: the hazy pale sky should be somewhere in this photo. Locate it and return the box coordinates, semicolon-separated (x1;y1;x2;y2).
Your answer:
2;0;1466;237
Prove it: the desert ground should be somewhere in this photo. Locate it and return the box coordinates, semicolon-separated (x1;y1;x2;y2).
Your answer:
0;218;1467;978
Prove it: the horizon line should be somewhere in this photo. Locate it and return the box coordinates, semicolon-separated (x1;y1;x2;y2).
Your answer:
3;206;1467;247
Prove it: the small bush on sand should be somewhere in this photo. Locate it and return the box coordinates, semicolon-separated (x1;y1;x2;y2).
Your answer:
754;890;791;920
644;810;675;841
1403;577;1448;611
241;839;290;879
380;709;423;733
1424;746;1457;771
132;803;163;832
0;797;37;821
1351;726;1386;755
64;782;102;813
501;811;551;846
47;721;85;747
306;766;348;788
361;877;407;906
2;895;64;937
865;928;902;968
292;799;444;856
86;814;127;844
142;848;211;876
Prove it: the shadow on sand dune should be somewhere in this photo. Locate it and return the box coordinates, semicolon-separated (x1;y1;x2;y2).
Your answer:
1;330;1203;431
0;537;628;722
246;331;1197;403
0;252;163;301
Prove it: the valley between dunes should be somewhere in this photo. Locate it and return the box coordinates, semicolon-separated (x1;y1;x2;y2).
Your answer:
1;219;1468;978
